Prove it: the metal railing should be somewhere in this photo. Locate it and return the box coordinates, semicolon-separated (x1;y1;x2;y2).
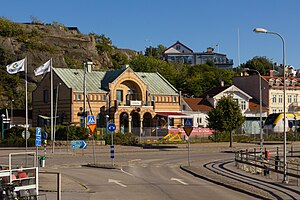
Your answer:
235;147;300;185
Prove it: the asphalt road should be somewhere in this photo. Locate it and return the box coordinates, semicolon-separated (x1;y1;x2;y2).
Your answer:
36;143;258;200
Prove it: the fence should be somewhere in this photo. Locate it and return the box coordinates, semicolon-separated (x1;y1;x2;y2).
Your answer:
0;152;39;198
235;147;300;185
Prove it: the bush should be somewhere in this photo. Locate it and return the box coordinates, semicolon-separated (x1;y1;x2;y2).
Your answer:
0;18;24;37
103;132;137;146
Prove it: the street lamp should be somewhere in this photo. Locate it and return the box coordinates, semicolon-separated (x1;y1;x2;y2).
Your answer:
253;27;287;183
1;114;5;140
244;68;263;150
11;99;14;128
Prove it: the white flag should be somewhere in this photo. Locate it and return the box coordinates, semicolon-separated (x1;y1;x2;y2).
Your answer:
34;60;51;76
6;58;25;74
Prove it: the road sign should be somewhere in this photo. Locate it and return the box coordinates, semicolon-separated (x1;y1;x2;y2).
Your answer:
71;140;87;149
88;124;97;134
36;127;42;147
183;127;193;136
87;115;96;125
22;130;30;139
108;123;116;133
184;118;193;127
42;132;48;140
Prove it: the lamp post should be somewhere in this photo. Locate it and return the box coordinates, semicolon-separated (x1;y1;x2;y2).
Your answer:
244;68;263;150
1;114;5;140
11;99;14;128
253;27;287;183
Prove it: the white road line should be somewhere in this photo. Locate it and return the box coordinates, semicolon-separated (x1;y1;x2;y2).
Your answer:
108;179;127;187
171;178;188;185
121;168;134;176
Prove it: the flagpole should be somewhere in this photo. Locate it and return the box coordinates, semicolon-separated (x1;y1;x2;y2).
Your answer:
25;57;28;153
50;58;54;153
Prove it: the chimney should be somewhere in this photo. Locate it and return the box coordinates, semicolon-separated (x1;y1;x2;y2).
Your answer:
269;69;274;77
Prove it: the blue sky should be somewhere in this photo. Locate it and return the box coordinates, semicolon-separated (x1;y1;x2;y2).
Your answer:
1;0;299;68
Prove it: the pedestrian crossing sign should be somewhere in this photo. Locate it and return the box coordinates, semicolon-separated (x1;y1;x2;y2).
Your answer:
87;115;96;125
184;118;193;127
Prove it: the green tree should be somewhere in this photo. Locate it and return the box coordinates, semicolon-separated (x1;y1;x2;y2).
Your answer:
91;33;113;54
144;44;166;59
207;96;245;147
238;56;273;75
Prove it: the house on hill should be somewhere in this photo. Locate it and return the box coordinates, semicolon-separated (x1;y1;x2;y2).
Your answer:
163;41;233;70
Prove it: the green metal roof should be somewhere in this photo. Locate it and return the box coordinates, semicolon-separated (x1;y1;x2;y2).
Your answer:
136;72;178;95
53;67;178;95
53;68;107;93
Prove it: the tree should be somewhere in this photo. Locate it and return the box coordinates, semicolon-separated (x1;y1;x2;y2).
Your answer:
206;96;245;147
238;56;273;75
144;44;166;59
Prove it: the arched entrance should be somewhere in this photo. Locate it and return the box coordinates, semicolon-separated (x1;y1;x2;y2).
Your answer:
143;112;152;136
119;112;129;133
131;111;140;135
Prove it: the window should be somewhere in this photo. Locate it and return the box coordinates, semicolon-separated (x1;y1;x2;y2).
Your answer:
102;95;106;101
278;94;283;103
182;105;187;111
272;108;277;113
278;109;283;113
176;45;181;50
288;94;292;103
151;96;155;102
172;96;177;102
116;90;123;102
240;100;246;110
43;90;49;103
272;94;277;103
294;95;298;103
76;94;81;101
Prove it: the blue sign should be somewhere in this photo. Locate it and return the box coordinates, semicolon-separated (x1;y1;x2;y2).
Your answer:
184;118;193;127
108;123;116;132
71;140;87;149
41;132;48;140
36;127;42;147
87;115;96;125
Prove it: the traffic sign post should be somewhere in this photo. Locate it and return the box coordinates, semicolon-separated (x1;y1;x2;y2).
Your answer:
183;118;193;167
36;127;42;168
87;115;96;165
108;123;116;166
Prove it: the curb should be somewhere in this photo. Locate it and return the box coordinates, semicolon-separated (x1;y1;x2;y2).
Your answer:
180;165;269;200
83;163;121;170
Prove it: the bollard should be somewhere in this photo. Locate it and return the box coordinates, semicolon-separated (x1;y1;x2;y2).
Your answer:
39;156;46;167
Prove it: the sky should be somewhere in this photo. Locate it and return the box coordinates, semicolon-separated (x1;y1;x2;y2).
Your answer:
1;0;300;68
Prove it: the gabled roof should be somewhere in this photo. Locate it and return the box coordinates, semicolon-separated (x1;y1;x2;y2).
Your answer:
163;41;194;54
53;67;178;95
199;86;230;98
183;98;213;111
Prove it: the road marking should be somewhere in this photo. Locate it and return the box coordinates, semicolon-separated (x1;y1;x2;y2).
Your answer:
121;168;134;176
171;178;188;185
108;179;127;187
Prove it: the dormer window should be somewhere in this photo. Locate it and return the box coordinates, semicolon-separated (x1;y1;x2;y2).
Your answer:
285;79;290;86
275;79;281;86
292;80;297;86
269;79;274;86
